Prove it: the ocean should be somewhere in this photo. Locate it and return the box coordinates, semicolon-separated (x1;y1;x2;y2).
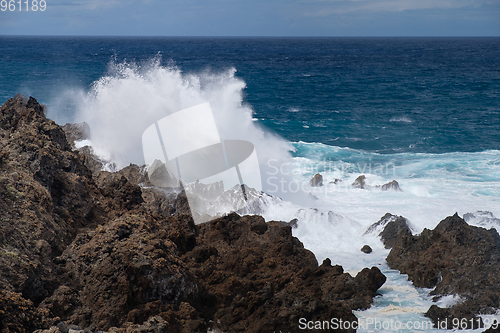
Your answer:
1;36;500;332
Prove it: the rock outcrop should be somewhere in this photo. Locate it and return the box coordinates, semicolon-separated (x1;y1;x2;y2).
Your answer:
386;213;500;329
360;245;372;254
351;175;402;191
0;95;387;332
380;180;401;191
351;175;367;189
365;213;413;249
62;122;90;147
309;173;323;187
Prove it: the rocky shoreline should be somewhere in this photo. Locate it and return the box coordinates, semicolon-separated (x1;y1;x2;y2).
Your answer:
2;95;499;332
0;95;387;332
386;213;500;331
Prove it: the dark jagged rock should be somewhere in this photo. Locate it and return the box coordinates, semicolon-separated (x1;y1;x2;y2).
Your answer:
351;176;402;192
62;122;90;147
184;213;386;333
309;173;323;187
77;146;104;174
425;304;483;330
464;210;500;227
365;213;413;249
1;95;386;332
387;213;500;329
287;218;299;229
380;180;402;191
351;175;367;189
361;245;372;253
0;95;98;309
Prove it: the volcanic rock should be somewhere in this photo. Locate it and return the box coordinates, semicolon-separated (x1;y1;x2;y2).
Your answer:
464;210;500;227
380;180;402;191
62;122;90;147
0;95;387;332
365;213;413;249
361;245;372;253
309;173;323;187
351;175;367;189
351;176;402;192
386;213;500;329
183;213;386;333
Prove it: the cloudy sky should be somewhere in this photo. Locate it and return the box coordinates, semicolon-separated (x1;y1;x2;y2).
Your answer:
0;0;499;36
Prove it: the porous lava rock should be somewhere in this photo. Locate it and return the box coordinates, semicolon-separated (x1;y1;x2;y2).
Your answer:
386;213;500;329
1;95;387;332
365;213;412;249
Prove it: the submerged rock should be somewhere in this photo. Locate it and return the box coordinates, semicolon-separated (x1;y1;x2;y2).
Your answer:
309;172;323;187
386;213;500;329
361;245;372;253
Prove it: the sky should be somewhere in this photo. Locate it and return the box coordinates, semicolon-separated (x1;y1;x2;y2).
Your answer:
0;0;499;36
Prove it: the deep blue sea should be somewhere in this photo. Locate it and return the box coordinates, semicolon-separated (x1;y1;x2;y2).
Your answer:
2;36;500;332
1;37;500;154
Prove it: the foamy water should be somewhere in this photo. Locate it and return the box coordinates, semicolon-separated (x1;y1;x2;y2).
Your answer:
256;146;500;332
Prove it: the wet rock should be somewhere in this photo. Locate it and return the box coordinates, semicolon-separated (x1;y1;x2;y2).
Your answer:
351;175;367;189
186;213;386;333
147;160;180;188
309;173;323;187
0;95;387;333
463;210;500;227
288;218;299;229
361;245;372;253
425;304;483;330
380;180;402;191
352;176;402;192
77;146;104;174
365;213;413;249
387;213;500;328
62;122;90;147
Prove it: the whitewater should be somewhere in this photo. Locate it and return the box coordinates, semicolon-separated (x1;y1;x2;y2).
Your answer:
64;58;500;332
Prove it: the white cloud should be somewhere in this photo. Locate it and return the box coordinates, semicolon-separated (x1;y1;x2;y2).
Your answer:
305;0;487;16
49;0;122;10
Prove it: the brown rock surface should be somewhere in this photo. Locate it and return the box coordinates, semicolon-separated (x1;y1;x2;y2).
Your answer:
386;213;500;329
309;173;323;187
365;213;412;249
1;95;386;332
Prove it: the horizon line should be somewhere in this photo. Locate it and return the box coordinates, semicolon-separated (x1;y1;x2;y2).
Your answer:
1;34;499;38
